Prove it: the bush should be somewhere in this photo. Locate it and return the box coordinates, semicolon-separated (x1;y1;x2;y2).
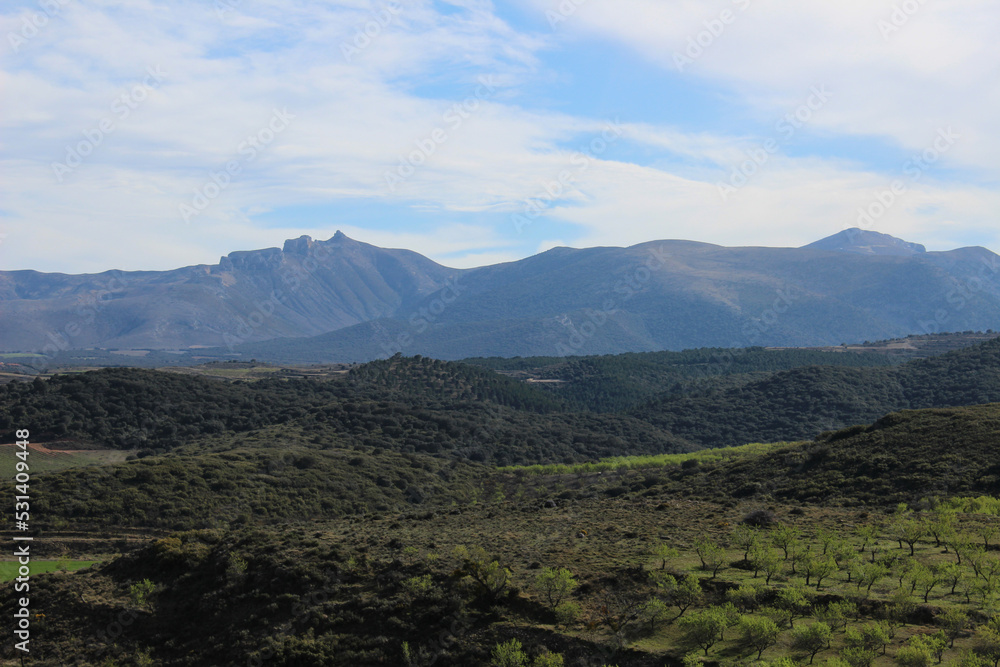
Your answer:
742;509;778;528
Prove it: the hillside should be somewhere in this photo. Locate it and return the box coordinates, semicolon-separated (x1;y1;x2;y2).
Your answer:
3;229;1000;360
0;360;693;467
633;335;1000;447
7;402;1000;665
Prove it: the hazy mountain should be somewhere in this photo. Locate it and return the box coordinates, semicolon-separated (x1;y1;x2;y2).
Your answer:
2;228;999;360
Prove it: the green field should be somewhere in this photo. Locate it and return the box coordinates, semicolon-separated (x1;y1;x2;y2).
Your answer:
0;446;131;477
0;559;97;581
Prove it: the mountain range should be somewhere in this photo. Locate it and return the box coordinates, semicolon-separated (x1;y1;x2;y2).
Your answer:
2;228;999;361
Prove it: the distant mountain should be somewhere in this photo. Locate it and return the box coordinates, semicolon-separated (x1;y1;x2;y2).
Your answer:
802;227;927;255
2;229;1000;360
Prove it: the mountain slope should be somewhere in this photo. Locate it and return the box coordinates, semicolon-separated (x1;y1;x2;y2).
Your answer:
3;229;1000;358
659;402;1000;505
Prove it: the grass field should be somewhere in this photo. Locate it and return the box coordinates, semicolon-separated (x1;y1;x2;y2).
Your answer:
0;444;131;477
0;559;97;581
499;441;800;476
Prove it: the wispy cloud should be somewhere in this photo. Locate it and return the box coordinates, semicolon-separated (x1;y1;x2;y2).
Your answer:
1;0;997;273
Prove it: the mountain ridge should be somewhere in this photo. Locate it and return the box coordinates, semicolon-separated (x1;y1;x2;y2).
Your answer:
2;229;999;358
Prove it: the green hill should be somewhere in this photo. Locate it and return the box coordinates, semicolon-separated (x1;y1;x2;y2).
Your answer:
633;335;1000;447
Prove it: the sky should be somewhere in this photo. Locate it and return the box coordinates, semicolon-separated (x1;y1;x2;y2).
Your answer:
1;0;998;274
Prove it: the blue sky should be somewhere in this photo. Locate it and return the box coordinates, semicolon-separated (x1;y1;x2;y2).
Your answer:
1;0;998;273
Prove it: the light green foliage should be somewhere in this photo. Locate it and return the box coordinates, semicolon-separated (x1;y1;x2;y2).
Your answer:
694;538;728;578
846;622;891;655
732;524;762;560
895;644;933;667
671;575;704;618
641;597;672;632
128;578;155;608
532;651;564;667
491;639;528;667
973;622;1000;667
777;585;814;627
726;582;764;612
651;544;680;570
679;607;729;655
533;567;577;610
402;574;434;597
806;555;838;589
739;615;780;659
749;546;781;582
792;622;833;664
841;647;878;667
455;545;511;602
554;601;582;626
940;608;969;648
773;526;802;560
816;600;856;633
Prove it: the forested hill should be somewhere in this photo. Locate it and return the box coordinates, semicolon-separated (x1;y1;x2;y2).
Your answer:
465;346;901;412
659;402;1000;505
633;335;1000;447
0;361;693;465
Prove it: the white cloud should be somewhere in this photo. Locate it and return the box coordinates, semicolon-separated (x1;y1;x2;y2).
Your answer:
1;0;997;276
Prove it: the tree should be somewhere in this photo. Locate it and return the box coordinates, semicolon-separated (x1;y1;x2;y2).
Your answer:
651;544;679;570
772;525;801;560
940;562;964;595
792;622;833;664
978;524;999;551
856;524;879;555
739;615;780;659
846;622;891;656
598;586;646;647
732;524;762;560
491;639;528;667
816;600;856;633
807;556;838;590
534;567;577;610
911;564;941;603
894;519;926;557
641;597;672;633
694;538;728;578
856;563;889;596
670;575;703;620
532;652;564;667
679;607;729;655
777;585;814;628
726;582;763;612
456;545;511;602
974;624;1000;667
